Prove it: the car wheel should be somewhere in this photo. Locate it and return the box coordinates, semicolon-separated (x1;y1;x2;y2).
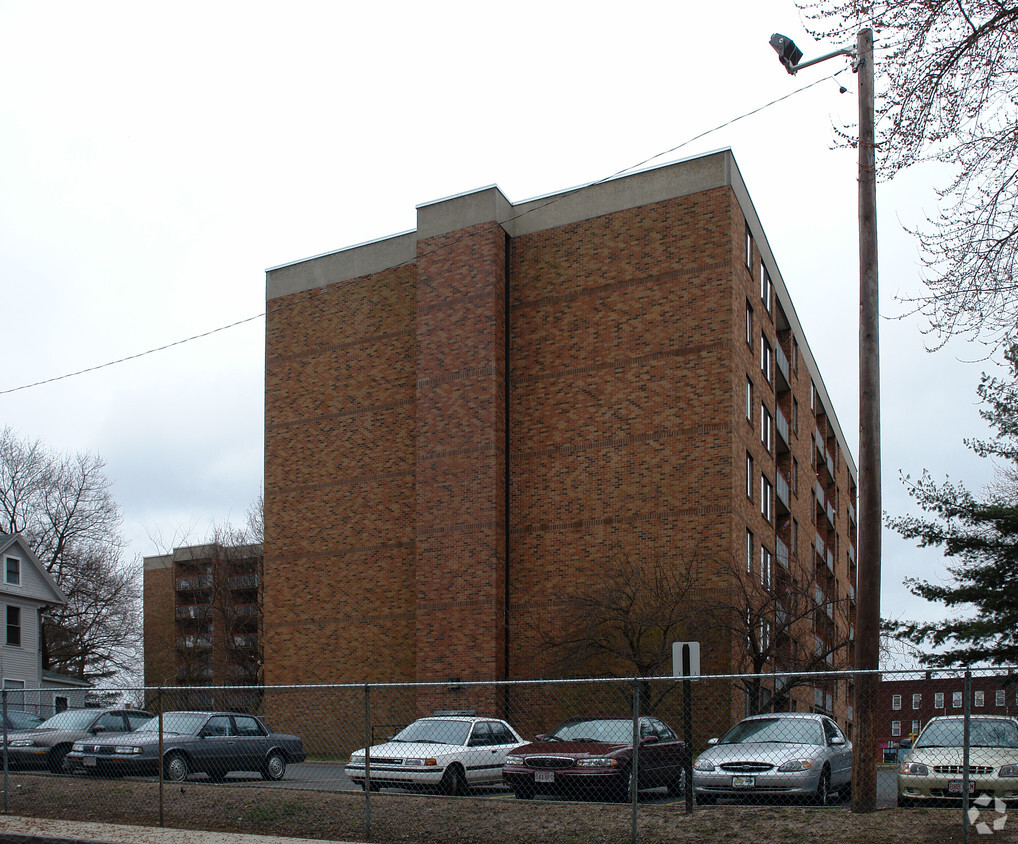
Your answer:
613;767;637;802
512;783;535;800
839;779;852;802
814;767;831;806
164;752;189;783
666;771;685;798
262;750;286;782
47;745;70;775
440;764;467;796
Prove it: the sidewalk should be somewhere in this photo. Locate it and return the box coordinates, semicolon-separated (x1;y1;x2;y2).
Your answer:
0;816;361;844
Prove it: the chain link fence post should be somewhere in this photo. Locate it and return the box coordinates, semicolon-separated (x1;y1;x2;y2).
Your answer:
2;688;8;815
157;688;164;827
630;679;639;844
962;669;971;844
363;683;371;842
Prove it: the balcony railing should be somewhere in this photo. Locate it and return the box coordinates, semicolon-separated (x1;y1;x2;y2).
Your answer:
776;468;790;510
776;536;789;569
826;500;836;527
227;574;259;590
815;532;826;559
175;604;212;620
848;541;856;565
176;575;212;591
231;603;259;618
175;635;212;650
815;479;825;508
826;449;835;478
826;548;835;574
848;501;856;524
775;404;789;448
231;633;258;649
775;344;790;389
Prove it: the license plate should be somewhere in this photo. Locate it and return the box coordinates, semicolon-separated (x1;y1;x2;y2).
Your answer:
83;757;97;768
535;771;555;784
732;776;755;788
949;780;975;794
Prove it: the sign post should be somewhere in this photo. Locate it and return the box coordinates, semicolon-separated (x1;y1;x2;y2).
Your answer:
672;642;700;812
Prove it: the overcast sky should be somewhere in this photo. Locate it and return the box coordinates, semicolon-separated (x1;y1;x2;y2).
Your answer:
0;2;1002;648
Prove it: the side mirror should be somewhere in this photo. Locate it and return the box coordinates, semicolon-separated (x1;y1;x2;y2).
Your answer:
707;738;719;746
830;736;845;746
640;735;659;745
92;726;106;734
535;734;548;742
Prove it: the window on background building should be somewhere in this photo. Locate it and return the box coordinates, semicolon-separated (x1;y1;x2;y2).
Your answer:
997;690;1006;707
792;459;799;495
760;547;773;590
953;691;963;708
935;692;944;709
746;530;753;574
5;606;20;647
759;619;772;650
761;476;773;523
55;696;68;713
975;690;984;707
4;557;19;587
792;519;799;557
911;720;920;736
761;338;773;383
746;225;753;270
912;693;921;709
746;378;753;421
892;694;902;710
3;680;24;709
746;454;754;499
792;341;799;374
792;398;799;434
761;405;773;452
810;381;817;412
746;302;753;345
761;266;773;313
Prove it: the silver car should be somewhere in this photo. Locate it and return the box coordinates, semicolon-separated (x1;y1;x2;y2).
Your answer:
898;715;1018;806
693;712;852;804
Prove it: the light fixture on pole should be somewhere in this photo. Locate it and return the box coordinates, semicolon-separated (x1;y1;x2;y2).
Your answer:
768;29;881;814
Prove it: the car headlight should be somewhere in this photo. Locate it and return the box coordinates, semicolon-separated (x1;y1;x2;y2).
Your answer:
403;757;438;767
998;764;1018;777
504;756;524;766
348;754;364;764
693;759;715;772
900;762;928;776
72;742;85;752
576;757;619;768
8;739;35;748
114;746;142;755
778;759;815;772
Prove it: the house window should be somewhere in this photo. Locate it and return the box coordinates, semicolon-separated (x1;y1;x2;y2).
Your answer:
4;557;19;587
746;301;754;346
912;693;921;710
892;694;902;710
935;692;944;709
996;690;1006;707
761;338;773;383
759;619;772;650
810;381;817;412
746;378;754;422
55;696;69;713
760;547;772;590
746;225;753;270
761;476;773;523
3;679;24;709
5;606;20;647
953;691;963;708
761;405;773;452
746;454;754;500
911;720;921;736
975;690;984;707
761;266;772;313
792;458;799;496
746;530;753;574
792;398;799;434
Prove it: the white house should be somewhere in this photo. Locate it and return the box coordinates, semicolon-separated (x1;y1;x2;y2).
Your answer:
0;533;86;715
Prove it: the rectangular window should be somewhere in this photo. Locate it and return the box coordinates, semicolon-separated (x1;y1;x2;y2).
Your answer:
792;340;799;374
760;266;772;313
761;405;773;452
792;519;799;557
912;693;921;710
792;458;799;496
761;476;773;523
4;557;19;587
761;338;773;383
760;547;772;590
792;398;799;434
953;691;962;708
911;720;921;736
746;225;753;270
746;530;753;574
746;301;753;346
892;694;902;710
935;692;944;709
746;378;753;422
891;720;901;737
996;690;1006;707
5;606;20;647
975;690;984;707
746;454;754;500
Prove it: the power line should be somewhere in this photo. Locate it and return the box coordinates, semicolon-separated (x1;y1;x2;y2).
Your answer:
1;72;841;398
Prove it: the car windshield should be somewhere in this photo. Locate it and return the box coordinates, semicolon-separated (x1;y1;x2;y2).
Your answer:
719;717;823;747
134;713;210;736
36;710;100;731
549;719;633;744
6;711;41;730
391;719;470;746
916;719;1018;749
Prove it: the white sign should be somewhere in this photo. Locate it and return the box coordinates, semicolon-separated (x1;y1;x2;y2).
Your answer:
672;641;701;677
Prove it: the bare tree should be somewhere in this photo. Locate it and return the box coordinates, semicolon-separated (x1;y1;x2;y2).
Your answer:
0;427;140;682
798;0;1018;353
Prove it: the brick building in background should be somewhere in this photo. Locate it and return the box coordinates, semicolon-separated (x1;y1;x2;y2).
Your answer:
263;150;859;732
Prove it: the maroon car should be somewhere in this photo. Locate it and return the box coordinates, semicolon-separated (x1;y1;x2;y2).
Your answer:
502;715;687;800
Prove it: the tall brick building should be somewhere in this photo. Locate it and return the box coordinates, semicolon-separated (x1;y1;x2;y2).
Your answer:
263;150;858;725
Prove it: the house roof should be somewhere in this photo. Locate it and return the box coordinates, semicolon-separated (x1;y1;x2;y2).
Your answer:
0;533;68;606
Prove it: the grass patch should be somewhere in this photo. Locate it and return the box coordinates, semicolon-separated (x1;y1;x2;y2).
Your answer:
241;801;305;822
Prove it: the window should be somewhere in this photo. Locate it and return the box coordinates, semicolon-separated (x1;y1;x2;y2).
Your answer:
4;557;19;587
953;691;963;708
761;338;773;383
892;694;902;710
792;398;799;434
810;381;817;412
235;715;266;737
746;378;754;421
792;519;799;556
761;476;773;523
746;530;753;574
997;690;1006;707
5;606;20;647
746;454;754;499
759;619;772;650
745;225;753;270
975;690;984;707
935;692;944;709
55;696;69;714
746;301;754;345
792;340;799;374
760;547;772;590
911;720;921;736
792;458;799;495
760;266;772;313
912;693;921;710
761;405;773;452
3;680;24;709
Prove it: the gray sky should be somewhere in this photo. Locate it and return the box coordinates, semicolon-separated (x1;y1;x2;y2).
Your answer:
0;1;1001;641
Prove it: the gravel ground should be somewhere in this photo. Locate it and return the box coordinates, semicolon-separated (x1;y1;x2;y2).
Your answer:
2;773;1012;843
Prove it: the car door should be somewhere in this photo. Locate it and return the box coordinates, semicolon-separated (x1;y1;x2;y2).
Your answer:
822;718;851;787
232;715;270;772
464;721;494;785
647;718;684;787
483;721;521;785
193;715;235;775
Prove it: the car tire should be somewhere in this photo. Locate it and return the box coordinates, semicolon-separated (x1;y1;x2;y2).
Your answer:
262;750;286;782
613;767;637;802
814;767;831;806
164;752;190;783
512;783;535;800
666;771;685;798
47;746;70;775
440;764;467;797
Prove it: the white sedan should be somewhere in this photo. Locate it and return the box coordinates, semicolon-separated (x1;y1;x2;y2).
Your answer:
346;713;524;795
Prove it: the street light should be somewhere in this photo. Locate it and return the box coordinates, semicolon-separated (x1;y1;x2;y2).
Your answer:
768;29;881;814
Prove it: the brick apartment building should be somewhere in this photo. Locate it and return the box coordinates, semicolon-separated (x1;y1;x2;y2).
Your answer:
143;543;263;709
263;149;859;733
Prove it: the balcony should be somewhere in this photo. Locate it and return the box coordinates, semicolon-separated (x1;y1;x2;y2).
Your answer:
776;536;789;569
231;633;258;650
848;584;856;603
847;541;856;565
176;575;212;591
175;635;212;650
228;574;259;590
175;604;211;620
826;548;835;574
232;603;259;618
826;448;835;479
815;532;826;559
775;344;791;391
815;479;825;508
848;501;856;525
775;404;790;451
776;468;790;513
826;500;836;527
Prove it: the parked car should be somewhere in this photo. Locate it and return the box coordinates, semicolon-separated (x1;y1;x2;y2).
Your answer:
346;713;523;795
898;715;1018;806
1;710;43;732
502;715;687;801
0;707;153;774
692;712;851;805
66;710;305;782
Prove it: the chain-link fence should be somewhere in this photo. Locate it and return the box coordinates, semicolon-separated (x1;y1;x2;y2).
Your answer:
0;668;1016;842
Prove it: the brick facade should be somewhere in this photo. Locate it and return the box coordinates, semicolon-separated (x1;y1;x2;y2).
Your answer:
263;150;858;731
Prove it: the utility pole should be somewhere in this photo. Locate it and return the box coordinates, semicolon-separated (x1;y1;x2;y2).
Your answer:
769;27;880;812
